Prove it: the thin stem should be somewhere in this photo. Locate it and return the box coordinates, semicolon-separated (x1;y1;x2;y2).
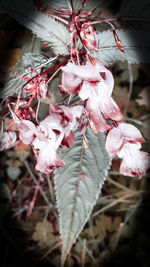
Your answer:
92;190;142;218
51;14;69;25
27;184;39;217
40;57;70;76
35;97;40;123
90;16;150;26
123;63;133;116
46;174;55;202
78;236;96;262
43;204;52;221
23;160;50;206
81;238;86;267
46;65;62;84
32;241;61;267
107;176;129;191
89;17;117;26
98;45;150;51
21;56;57;78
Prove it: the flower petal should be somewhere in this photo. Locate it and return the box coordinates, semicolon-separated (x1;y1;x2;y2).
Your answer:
62;105;83;147
118;123;145;143
18;120;36;145
100;96;123;122
0;131;17;151
62;61;100;81
119;143;150;178
94;58;114;94
35;143;65;174
86;98;111;133
105;127;123;157
61;71;82;94
39;81;48;99
105;122;145;158
79;80;94;101
49;104;73;123
61;130;74;148
33;115;64;150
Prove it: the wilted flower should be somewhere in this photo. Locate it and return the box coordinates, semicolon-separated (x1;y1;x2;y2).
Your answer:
61;58;123;132
105;122;150;178
0;131;17;151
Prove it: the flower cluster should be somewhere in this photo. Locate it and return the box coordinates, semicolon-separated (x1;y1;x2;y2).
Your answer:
0;104;83;174
105;122;150;178
1;56;149;177
0;1;149;178
61;58;123;133
60;58;150;177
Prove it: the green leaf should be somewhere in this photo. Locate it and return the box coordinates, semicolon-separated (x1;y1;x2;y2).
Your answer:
92;29;150;65
0;0;70;55
0;53;51;98
21;31;41;55
54;129;111;265
45;0;115;12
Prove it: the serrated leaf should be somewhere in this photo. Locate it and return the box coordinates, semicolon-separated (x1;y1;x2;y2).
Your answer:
45;0;115;12
0;53;49;98
54;129;111;265
43;0;82;10
92;29;150;65
21;32;41;55
0;0;70;55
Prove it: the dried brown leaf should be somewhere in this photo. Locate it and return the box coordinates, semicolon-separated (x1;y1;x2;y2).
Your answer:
32;220;58;249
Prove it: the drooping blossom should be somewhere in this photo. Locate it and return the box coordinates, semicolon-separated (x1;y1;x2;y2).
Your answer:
49;104;84;147
11;100;36;120
80;23;98;50
9;105;65;173
118;143;150;178
105;122;150;178
23;70;48;99
8;103;84;173
61;58;123;133
8;105;36;146
0;131;17;151
32;115;65;174
17;120;36;145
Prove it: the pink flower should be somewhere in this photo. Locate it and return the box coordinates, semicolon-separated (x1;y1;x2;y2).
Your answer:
49;104;83;147
23;71;48;99
62;105;84;147
32;115;65;174
105;122;144;157
17;120;36;145
34;143;64;174
38;81;49;99
118;143;150;178
80;23;98;51
61;58;123;132
0;131;17;151
105;122;150;178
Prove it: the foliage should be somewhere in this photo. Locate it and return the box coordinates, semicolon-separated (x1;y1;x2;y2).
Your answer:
0;0;150;266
